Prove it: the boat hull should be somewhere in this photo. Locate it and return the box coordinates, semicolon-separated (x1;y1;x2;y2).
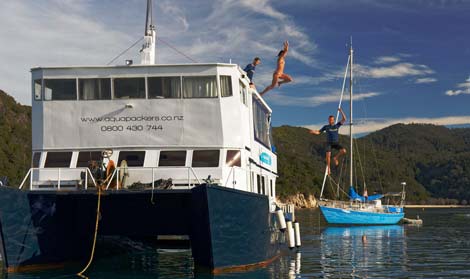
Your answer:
319;205;404;225
0;185;285;273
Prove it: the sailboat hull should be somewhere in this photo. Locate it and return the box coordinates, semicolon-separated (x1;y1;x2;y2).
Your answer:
319;205;404;225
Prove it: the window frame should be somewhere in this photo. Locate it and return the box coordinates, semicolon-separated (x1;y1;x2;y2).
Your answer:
147;76;182;99
192;150;220;168
182;76;218;99
158;150;187;167
117;151;146;167
78;78;112;101
113;77;146;99
43;78;78;101
44;151;73;168
220;75;233;97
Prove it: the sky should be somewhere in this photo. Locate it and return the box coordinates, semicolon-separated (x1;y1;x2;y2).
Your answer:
1;0;470;134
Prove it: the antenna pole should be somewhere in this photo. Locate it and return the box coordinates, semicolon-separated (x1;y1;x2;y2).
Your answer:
349;38;354;188
141;0;156;65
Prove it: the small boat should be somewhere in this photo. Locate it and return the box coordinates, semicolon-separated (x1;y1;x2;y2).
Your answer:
318;42;405;225
0;0;297;273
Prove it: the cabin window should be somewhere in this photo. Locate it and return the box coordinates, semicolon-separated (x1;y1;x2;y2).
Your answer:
44;152;72;168
148;77;181;98
114;78;145;99
34;80;42;101
79;78;111;100
220;76;233;97
261;176;266;195
239;81;247;105
270;180;274;197
118;151;146;167
159;151;186;167
253;99;271;148
226;150;241;167
256;174;261;194
32;152;41;168
192;150;220;167
77;151;102;167
183;76;217;98
44;79;77;100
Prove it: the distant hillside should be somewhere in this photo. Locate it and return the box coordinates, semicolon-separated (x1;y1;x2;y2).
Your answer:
273;124;470;204
0;90;31;185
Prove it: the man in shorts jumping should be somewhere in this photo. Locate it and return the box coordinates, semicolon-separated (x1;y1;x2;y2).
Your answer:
260;41;293;95
309;108;347;175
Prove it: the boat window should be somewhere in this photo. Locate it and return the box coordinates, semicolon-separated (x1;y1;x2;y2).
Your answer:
159;151;186;167
226;150;241;167
253;98;271;148
77;151;103;167
34;80;42;101
79;78;111;100
220;76;233;97
114;78;145;99
192;150;220;167
183;76;217;98
270;179;273;197
148;77;181;99
118;151;146;167
44;79;77;100
261;176;266;195
44;152;72;168
256;174;261;194
32;152;41;168
239;81;247;105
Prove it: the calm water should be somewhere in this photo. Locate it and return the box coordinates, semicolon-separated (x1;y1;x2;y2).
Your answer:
2;208;470;278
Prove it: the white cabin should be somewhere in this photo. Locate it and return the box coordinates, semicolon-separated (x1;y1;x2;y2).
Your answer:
27;63;278;200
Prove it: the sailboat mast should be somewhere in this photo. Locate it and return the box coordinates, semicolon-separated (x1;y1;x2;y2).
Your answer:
141;0;156;65
349;40;354;188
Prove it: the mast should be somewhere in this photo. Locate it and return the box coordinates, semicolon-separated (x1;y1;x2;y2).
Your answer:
140;0;156;65
349;39;354;188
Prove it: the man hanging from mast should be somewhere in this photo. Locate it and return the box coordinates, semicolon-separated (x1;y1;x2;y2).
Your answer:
309;108;347;175
260;41;293;95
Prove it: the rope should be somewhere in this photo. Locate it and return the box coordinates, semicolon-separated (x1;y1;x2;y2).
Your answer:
354;140;367;192
77;187;102;276
106;37;144;65
157;37;198;63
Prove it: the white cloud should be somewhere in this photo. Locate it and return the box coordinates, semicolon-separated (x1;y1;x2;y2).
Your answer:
304;115;470;135
415;77;437;84
445;79;470;96
266;91;381;107
356;63;434;79
374;56;401;64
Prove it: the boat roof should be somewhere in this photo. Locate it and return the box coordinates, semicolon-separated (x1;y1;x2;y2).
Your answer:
31;63;238;71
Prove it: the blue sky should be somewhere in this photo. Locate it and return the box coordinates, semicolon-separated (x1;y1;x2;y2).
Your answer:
1;0;469;134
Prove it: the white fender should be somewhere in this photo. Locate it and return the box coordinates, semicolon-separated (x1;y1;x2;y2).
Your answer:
286;220;295;249
294;221;301;248
276;209;287;231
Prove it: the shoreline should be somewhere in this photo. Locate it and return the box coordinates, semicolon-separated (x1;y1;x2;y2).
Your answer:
404;205;470;208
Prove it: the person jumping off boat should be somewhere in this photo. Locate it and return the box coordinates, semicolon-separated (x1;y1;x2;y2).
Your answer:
309;108;347;175
260;41;293;95
244;57;261;88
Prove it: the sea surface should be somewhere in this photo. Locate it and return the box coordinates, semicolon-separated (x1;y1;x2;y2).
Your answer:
2;207;470;278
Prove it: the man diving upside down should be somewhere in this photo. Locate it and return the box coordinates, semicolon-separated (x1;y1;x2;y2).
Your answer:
309;108;347;175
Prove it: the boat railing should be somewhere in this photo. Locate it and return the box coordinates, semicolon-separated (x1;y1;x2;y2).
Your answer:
278;203;295;221
223;166;245;188
19;167;98;190
105;166;204;190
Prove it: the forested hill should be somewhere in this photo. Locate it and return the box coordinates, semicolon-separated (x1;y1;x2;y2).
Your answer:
273;124;470;204
0;90;469;204
0;90;31;185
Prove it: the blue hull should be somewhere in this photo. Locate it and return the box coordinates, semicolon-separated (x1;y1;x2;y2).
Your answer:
0;185;285;272
319;205;404;225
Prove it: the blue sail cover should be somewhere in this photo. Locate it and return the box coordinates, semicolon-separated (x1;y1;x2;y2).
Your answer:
348;186;384;202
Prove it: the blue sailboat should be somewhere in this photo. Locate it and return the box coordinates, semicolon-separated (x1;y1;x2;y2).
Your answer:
318;42;405;225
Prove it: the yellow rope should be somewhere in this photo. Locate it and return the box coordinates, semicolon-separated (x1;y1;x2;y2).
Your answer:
77;186;102;277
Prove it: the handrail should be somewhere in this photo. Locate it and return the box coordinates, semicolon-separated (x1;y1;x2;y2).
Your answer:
19;167;98;190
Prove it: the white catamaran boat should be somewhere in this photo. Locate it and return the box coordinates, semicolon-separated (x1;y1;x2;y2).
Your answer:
0;1;299;273
318;43;406;225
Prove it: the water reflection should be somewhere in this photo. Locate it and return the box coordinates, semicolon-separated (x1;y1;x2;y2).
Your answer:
320;225;406;278
288;252;301;279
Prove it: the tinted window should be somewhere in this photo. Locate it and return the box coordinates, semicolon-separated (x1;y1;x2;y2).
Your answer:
79;78;111;100
44;79;77;100
159;151;186;166
44;152;72;168
183;76;217;98
148;77;181;98
77;151;103;167
253;98;271;148
34;80;42;100
32;152;41;168
192;150;220;167
114;78;145;99
270;180;274;197
257;174;261;194
226;150;241;167
220;76;233;97
118;151;145;167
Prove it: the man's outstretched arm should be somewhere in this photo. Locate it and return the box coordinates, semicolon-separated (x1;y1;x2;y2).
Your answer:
280;41;289;57
309;129;321;135
339;108;347;124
